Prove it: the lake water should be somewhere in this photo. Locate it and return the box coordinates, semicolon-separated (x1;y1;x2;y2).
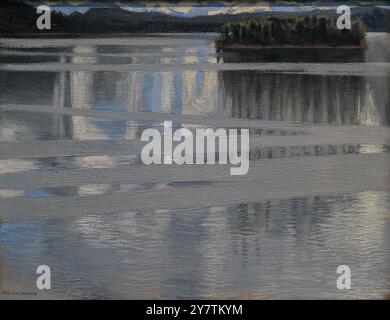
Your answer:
0;33;389;299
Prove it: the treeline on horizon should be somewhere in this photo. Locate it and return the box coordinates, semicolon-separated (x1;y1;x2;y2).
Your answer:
217;15;366;46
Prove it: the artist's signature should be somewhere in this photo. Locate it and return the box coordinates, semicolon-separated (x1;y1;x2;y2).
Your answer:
1;290;37;296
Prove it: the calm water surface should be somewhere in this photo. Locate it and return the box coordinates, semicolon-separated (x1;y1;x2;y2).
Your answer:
0;33;389;299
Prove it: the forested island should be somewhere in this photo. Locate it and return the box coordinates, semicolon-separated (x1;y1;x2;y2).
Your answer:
216;15;367;49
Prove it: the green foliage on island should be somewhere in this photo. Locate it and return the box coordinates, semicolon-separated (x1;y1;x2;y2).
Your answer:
217;15;367;47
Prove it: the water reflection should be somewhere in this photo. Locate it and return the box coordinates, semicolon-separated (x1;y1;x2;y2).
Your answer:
220;72;389;126
1;33;389;299
0;180;216;200
1;143;388;176
1;69;388;140
1;191;389;299
0;110;159;142
218;47;366;63
249;143;390;160
1;33;389;136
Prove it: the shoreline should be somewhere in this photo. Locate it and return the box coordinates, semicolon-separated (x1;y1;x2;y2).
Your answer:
216;41;368;50
0;32;220;39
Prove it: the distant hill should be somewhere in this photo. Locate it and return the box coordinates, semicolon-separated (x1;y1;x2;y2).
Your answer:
0;1;389;35
0;0;76;34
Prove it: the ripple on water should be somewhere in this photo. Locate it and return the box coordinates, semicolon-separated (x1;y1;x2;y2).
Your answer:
1;191;389;299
